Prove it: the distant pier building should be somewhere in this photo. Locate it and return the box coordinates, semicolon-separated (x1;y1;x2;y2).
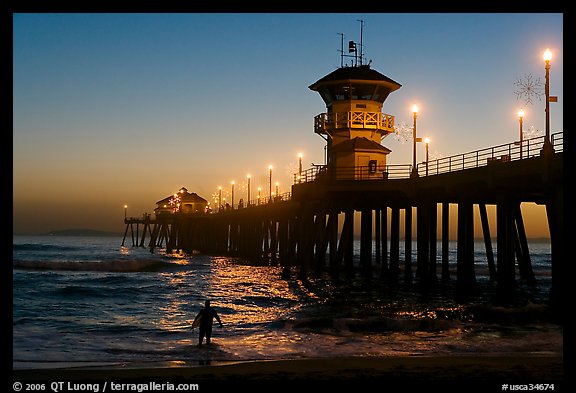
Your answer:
154;187;208;216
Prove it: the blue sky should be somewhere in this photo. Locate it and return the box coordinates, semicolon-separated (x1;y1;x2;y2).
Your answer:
13;13;563;235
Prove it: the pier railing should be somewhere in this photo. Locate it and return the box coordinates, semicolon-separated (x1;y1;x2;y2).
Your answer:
416;131;563;177
294;164;412;183
295;131;563;183
243;191;292;207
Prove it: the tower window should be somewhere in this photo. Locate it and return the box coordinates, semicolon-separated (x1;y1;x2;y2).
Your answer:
369;160;377;173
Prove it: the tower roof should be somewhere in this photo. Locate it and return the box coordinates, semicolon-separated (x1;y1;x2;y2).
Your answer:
331;137;392;154
309;65;401;91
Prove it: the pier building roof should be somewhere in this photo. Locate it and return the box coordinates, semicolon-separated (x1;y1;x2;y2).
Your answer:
309;65;401;91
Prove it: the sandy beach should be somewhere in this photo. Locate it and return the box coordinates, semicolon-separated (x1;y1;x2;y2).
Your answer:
13;355;564;391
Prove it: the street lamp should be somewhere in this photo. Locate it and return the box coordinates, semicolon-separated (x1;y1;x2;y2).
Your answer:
124;204;128;220
218;186;222;212
247;174;251;207
268;165;273;203
275;182;279;199
257;187;261;205
424;137;430;176
411;105;422;178
231;181;235;210
518;109;524;159
542;48;554;155
298;152;303;183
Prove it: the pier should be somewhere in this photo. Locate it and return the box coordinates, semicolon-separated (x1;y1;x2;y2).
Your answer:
122;42;564;308
122;132;563;304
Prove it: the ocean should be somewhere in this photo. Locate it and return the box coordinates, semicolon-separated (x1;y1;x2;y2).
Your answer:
12;235;562;370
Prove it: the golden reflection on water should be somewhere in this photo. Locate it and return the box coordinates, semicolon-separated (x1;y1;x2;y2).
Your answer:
150;255;310;336
164;252;190;265
205;257;304;328
158;267;197;332
158;299;188;331
143;254;513;360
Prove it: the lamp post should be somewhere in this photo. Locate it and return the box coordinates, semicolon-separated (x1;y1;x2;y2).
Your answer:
218;186;222;212
518;109;524;159
275;182;279;199
424;137;430;176
124;204;127;220
268;165;273;203
298;152;303;183
542;48;554;155
411;105;422;178
231;181;235;210
247;174;251;207
257;187;261;205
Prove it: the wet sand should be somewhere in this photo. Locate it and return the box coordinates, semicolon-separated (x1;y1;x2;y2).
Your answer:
13;355;565;390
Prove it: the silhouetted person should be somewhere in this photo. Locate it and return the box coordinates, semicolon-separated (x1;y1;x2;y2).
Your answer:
193;300;223;346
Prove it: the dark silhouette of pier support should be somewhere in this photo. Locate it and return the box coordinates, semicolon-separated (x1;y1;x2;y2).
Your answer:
496;198;516;297
360;208;372;278
514;203;536;285
457;201;476;293
441;202;450;280
416;202;437;284
389;207;400;280
479;203;496;281
121;215;153;248
378;207;389;278
404;206;413;283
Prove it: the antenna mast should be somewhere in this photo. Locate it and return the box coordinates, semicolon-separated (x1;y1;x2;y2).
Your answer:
357;19;364;66
337;20;367;68
338;33;344;68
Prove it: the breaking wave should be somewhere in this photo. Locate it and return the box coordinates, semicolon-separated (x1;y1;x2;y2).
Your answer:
12;258;167;272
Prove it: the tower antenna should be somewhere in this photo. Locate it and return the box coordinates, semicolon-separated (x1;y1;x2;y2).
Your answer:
357;19;364;66
338;33;344;68
337;21;367;67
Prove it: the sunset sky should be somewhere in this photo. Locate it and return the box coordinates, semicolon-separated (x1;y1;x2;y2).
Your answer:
13;13;563;237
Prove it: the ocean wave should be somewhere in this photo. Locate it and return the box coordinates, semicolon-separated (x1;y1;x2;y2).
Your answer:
290;316;457;334
13;243;77;251
465;302;556;324
12;259;167;272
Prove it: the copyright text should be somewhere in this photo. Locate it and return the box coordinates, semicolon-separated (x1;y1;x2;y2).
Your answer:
12;381;200;393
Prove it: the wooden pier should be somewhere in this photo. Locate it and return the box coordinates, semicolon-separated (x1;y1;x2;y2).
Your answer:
122;132;564;306
122;50;564;309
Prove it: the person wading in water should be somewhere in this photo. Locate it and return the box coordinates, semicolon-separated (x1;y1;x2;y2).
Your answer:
192;300;223;346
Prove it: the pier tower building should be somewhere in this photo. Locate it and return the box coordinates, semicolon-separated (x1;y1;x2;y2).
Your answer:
309;32;401;180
